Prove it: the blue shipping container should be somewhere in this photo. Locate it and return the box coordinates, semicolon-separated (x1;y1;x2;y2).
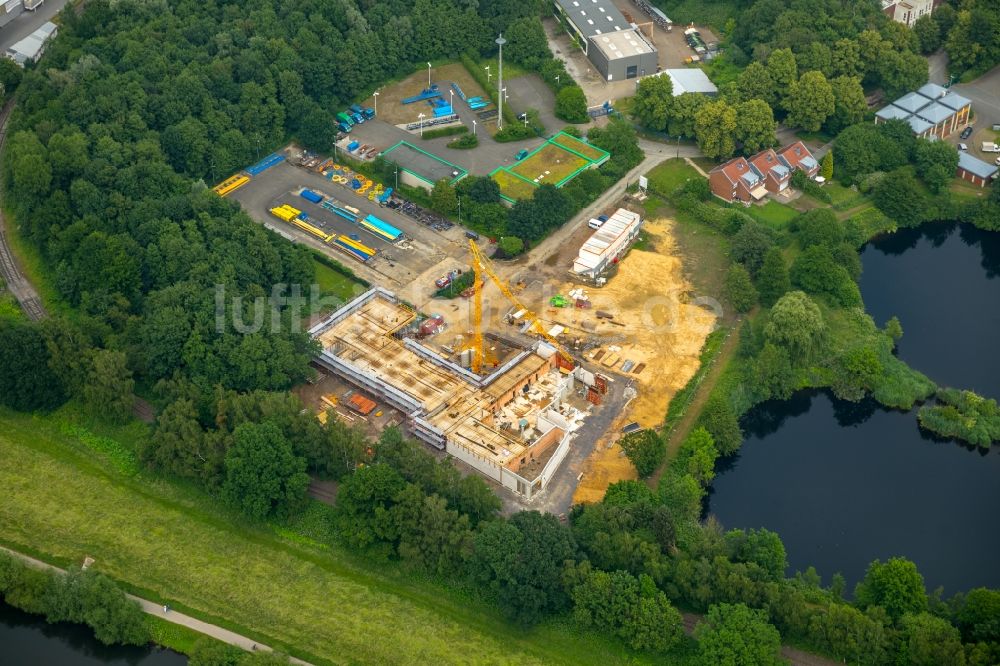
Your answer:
245;153;285;176
347;141;360;152
300;189;323;204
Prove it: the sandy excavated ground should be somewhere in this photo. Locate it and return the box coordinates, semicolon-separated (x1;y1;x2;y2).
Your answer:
556;218;718;504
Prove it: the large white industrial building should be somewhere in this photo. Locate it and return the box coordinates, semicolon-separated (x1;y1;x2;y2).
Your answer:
573;208;643;279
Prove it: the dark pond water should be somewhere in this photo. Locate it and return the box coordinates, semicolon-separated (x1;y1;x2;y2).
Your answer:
0;599;187;666
706;222;1000;595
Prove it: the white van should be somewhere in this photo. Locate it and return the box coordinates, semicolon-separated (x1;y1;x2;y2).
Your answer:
588;218;603;230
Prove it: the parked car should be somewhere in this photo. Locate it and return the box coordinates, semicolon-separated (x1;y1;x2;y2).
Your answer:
958;143;968;151
961;126;974;139
514;149;529;160
992;124;1000;131
598;214;609;222
465;231;480;240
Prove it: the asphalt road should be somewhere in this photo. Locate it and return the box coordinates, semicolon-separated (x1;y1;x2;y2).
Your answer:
0;0;67;52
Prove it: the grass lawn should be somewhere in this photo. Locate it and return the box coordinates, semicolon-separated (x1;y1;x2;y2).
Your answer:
0;407;649;666
550;133;608;162
313;259;363;302
646;158;703;194
509;144;589;185
492;168;538;201
949;176;990;202
746;200;799;229
823;182;865;209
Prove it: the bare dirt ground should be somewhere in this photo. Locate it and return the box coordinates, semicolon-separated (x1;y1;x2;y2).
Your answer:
365;63;489;127
507;214;717;504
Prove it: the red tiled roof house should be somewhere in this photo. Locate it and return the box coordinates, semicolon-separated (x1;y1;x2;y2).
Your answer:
708;157;768;203
777;141;820;178
747;149;792;194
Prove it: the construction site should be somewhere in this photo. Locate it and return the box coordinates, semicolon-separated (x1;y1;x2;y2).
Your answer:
309;286;602;500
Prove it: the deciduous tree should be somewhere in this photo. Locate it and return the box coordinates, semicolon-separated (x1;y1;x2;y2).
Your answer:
222;421;309;520
736;99;776;155
632;73;673;131
694;603;783;666
83;349;135;424
695;100;738;160
786;71;835;132
854;557;928;621
765;291;826;361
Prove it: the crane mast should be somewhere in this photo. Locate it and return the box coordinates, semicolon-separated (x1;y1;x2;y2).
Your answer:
467;239;575;371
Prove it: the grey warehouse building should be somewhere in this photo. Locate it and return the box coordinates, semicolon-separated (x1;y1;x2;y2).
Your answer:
554;0;658;81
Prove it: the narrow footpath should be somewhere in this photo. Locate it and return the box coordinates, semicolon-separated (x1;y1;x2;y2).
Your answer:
0;101;47;321
0;546;312;665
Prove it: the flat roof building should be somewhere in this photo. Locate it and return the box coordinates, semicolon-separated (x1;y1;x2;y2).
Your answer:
310;288;587;499
573;208;643;279
5;20;56;67
553;0;659;82
657;68;718;96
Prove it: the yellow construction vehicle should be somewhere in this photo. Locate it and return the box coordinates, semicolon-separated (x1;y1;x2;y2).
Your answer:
467;239;575;373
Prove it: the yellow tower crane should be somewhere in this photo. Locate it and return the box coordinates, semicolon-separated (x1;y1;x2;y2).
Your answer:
467;239;575;374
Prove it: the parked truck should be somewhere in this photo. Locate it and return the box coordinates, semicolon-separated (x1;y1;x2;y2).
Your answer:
981;142;1000;153
24;0;44;10
336;112;354;128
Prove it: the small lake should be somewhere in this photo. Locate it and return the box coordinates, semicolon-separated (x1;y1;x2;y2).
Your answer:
0;599;187;666
707;222;1000;594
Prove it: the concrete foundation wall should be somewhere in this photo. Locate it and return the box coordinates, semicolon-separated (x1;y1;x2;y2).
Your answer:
447;440;503;482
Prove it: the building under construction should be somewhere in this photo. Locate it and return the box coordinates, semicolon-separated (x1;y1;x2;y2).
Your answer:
309;287;589;499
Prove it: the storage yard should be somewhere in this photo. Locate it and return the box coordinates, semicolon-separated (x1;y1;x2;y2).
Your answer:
223;148;470;293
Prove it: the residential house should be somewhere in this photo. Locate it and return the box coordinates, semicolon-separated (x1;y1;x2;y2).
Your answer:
708;157;768;203
748;149;792;194
881;0;935;27
956;153;998;188
778;141;820;178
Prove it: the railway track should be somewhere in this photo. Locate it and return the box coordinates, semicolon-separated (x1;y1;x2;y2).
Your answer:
0;100;48;322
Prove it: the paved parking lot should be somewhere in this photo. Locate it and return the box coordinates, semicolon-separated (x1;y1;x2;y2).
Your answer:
952;65;1000;164
228;159;470;301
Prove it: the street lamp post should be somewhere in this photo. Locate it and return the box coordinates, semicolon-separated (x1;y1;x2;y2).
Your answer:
485;64;491;83
496;34;506;130
418;113;426;137
427;62;432;88
555;74;560;86
458;196;462;223
676;135;680;159
395;168;398;191
472;120;477;136
450;89;454;110
373;90;379;116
